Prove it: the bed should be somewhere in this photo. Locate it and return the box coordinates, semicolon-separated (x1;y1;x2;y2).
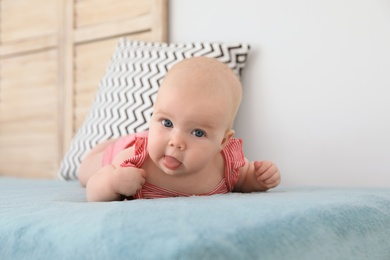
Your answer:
1;178;390;259
1;1;390;259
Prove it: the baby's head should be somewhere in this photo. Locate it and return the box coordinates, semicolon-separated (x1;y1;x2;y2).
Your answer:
148;57;243;176
156;57;242;130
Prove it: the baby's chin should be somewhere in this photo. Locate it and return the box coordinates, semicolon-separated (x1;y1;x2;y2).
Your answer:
160;167;188;177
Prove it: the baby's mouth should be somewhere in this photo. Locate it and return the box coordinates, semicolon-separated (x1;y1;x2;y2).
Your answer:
163;155;182;170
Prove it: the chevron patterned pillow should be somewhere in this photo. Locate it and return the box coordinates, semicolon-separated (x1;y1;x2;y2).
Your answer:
58;38;250;180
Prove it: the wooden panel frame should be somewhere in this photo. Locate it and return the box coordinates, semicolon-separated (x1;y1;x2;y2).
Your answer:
0;0;168;178
61;0;168;155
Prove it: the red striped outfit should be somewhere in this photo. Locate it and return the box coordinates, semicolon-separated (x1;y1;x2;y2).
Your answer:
102;131;245;199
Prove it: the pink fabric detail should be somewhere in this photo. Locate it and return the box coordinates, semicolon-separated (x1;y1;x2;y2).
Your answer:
101;131;246;199
221;138;246;192
132;136;245;199
120;137;148;168
101;131;148;167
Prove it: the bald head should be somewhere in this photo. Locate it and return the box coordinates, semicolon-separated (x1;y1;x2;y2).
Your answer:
157;57;242;128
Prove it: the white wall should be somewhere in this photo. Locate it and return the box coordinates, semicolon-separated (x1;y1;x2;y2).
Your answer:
169;0;390;187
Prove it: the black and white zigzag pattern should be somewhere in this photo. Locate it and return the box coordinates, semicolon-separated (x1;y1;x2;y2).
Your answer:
58;38;250;180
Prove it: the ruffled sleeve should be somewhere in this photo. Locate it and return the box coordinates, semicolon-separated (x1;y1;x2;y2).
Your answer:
221;137;246;191
120;133;149;168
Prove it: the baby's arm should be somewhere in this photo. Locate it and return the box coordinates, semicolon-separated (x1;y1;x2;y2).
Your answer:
85;147;146;202
79;138;118;187
234;159;281;193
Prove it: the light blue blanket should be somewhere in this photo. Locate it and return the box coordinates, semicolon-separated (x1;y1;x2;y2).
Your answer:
1;177;389;259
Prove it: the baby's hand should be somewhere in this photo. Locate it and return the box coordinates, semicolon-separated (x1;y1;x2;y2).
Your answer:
254;160;281;190
112;166;146;197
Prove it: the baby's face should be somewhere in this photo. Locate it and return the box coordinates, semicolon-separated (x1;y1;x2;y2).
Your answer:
147;76;232;177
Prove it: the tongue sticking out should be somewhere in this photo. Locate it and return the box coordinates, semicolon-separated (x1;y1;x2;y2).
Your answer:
163;156;181;170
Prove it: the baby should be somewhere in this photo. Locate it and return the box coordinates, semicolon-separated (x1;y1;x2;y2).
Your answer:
79;57;281;202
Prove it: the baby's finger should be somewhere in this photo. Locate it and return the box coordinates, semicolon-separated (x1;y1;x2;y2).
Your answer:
259;169;280;185
133;169;146;184
255;160;273;176
137;168;147;178
254;161;262;171
257;165;277;181
262;180;280;189
258;171;280;185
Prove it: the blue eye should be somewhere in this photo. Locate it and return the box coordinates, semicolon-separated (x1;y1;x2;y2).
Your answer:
192;129;205;138
162;119;173;128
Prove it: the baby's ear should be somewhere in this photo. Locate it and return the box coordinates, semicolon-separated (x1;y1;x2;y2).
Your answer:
220;129;235;150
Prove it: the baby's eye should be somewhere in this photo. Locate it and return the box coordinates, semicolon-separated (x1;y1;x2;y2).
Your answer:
161;119;173;128
192;129;205;138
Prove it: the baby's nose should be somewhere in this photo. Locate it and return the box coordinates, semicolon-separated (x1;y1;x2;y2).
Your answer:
169;132;186;150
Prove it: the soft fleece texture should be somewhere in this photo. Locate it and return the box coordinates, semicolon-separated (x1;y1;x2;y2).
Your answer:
1;177;390;259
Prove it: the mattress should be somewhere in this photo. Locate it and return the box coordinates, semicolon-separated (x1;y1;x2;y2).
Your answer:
1;177;389;259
